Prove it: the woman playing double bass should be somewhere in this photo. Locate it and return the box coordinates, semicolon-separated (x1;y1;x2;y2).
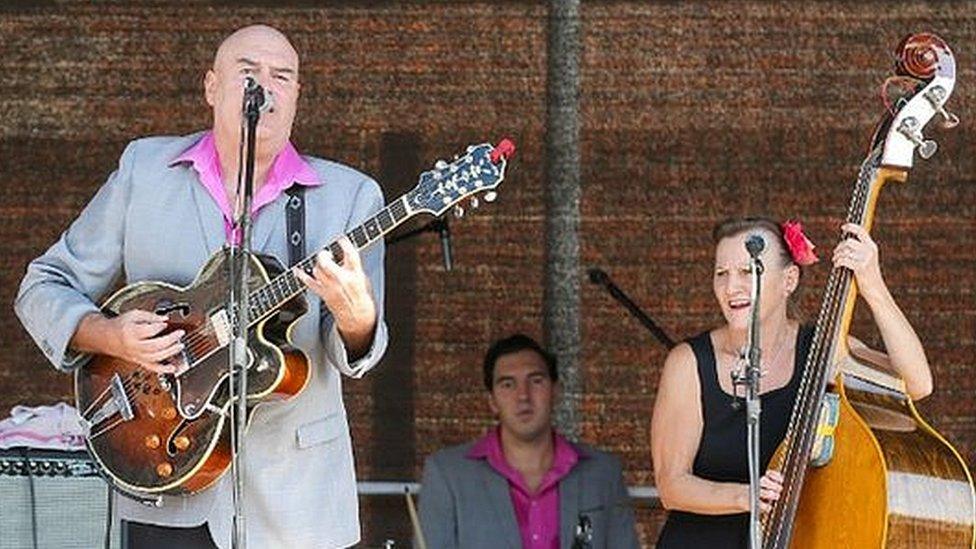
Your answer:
650;216;932;548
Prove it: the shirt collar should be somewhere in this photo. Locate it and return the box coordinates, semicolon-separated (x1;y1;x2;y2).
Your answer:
466;426;587;464
467;427;585;495
170;130;322;189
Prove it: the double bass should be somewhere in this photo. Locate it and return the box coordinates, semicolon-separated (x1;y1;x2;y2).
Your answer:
762;34;975;548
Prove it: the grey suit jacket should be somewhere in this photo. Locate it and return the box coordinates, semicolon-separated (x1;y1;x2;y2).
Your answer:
417;439;640;549
14;132;388;549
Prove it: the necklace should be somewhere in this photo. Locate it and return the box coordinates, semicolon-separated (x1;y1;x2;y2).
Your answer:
725;324;794;392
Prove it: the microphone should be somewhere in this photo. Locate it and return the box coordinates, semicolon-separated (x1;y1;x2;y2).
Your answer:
243;76;275;113
587;268;610;287
437;219;453;271
745;233;766;259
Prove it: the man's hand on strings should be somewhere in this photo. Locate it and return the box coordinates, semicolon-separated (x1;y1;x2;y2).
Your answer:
295;236;377;359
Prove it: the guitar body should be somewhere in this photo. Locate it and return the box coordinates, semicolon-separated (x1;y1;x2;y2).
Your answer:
74;249;310;496
788;351;976;548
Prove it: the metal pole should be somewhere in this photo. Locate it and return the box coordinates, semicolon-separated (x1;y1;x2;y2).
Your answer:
545;0;582;439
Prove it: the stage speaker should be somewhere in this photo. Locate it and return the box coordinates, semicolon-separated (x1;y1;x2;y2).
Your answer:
0;449;121;549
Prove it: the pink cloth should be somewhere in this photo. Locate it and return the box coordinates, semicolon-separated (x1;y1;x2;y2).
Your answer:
467;427;582;549
0;403;86;451
171;131;321;244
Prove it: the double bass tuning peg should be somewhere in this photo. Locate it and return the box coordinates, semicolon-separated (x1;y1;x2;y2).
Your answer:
924;86;960;129
897;117;938;160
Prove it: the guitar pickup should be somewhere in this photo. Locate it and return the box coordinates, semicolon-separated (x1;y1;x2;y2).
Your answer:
210;309;232;347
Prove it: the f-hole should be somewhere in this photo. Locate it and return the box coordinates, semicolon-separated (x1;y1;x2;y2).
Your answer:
155;300;191;318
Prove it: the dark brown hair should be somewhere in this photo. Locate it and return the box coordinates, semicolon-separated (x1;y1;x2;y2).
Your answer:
482;334;558;391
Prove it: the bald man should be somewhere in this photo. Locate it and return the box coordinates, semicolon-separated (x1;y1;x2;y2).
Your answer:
15;25;387;548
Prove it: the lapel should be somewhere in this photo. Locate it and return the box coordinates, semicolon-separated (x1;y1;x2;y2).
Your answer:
480;463;522;549
250;188;287;254
186;168;226;257
559;466;582;549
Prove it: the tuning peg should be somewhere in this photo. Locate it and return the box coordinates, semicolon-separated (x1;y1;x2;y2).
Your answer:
897;117;938;160
453;204;465;218
484;191;497;203
924;86;960;129
435;160;448;170
937;108;960;129
470;197;479;209
466;145;475;153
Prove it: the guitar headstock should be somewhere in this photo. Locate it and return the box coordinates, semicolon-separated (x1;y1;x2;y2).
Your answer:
878;33;957;168
406;139;516;218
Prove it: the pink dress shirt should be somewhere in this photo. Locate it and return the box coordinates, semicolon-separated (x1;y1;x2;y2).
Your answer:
467;427;582;549
171;131;321;244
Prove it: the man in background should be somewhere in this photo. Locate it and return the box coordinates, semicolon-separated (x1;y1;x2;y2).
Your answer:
418;334;639;548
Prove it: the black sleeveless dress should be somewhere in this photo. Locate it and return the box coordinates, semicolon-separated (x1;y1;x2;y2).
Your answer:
656;324;815;548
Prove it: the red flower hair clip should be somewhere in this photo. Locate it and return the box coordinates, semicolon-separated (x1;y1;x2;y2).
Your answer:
781;219;819;266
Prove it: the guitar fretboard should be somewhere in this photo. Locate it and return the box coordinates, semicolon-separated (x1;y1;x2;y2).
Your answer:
244;195;413;325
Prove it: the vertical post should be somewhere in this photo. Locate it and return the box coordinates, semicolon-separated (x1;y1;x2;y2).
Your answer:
545;0;582;439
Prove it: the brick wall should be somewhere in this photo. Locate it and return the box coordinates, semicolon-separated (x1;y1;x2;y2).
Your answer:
2;2;974;546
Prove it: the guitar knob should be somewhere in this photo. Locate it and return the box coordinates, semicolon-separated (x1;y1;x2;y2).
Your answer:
173;436;191;451
162;407;177;421
453;205;464;218
156;462;173;478
484;191;497;203
145;435;161;449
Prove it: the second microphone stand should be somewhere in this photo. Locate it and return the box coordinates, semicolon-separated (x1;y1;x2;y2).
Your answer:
732;235;766;549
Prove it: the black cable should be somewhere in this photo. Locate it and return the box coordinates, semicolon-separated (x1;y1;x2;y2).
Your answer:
105;478;113;549
19;449;38;549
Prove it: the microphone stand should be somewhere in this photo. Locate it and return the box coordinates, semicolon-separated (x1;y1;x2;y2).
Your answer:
587;268;675;349
386;218;452;271
228;80;264;549
732;236;765;549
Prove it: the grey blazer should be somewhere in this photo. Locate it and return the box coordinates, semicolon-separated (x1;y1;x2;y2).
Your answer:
14;132;388;549
417;440;640;549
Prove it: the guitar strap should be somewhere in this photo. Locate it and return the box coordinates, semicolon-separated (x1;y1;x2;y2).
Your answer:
285;185;306;267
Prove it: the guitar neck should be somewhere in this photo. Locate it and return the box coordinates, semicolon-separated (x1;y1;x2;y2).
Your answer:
245;194;416;326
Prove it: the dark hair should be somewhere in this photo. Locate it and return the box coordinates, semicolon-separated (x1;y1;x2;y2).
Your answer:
711;215;805;317
482;334;558;391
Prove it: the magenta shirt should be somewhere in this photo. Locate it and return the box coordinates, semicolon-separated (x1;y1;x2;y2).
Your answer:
171;131;321;244
466;428;582;549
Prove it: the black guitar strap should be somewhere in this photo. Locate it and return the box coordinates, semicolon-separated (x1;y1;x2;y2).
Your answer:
285;185;306;267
